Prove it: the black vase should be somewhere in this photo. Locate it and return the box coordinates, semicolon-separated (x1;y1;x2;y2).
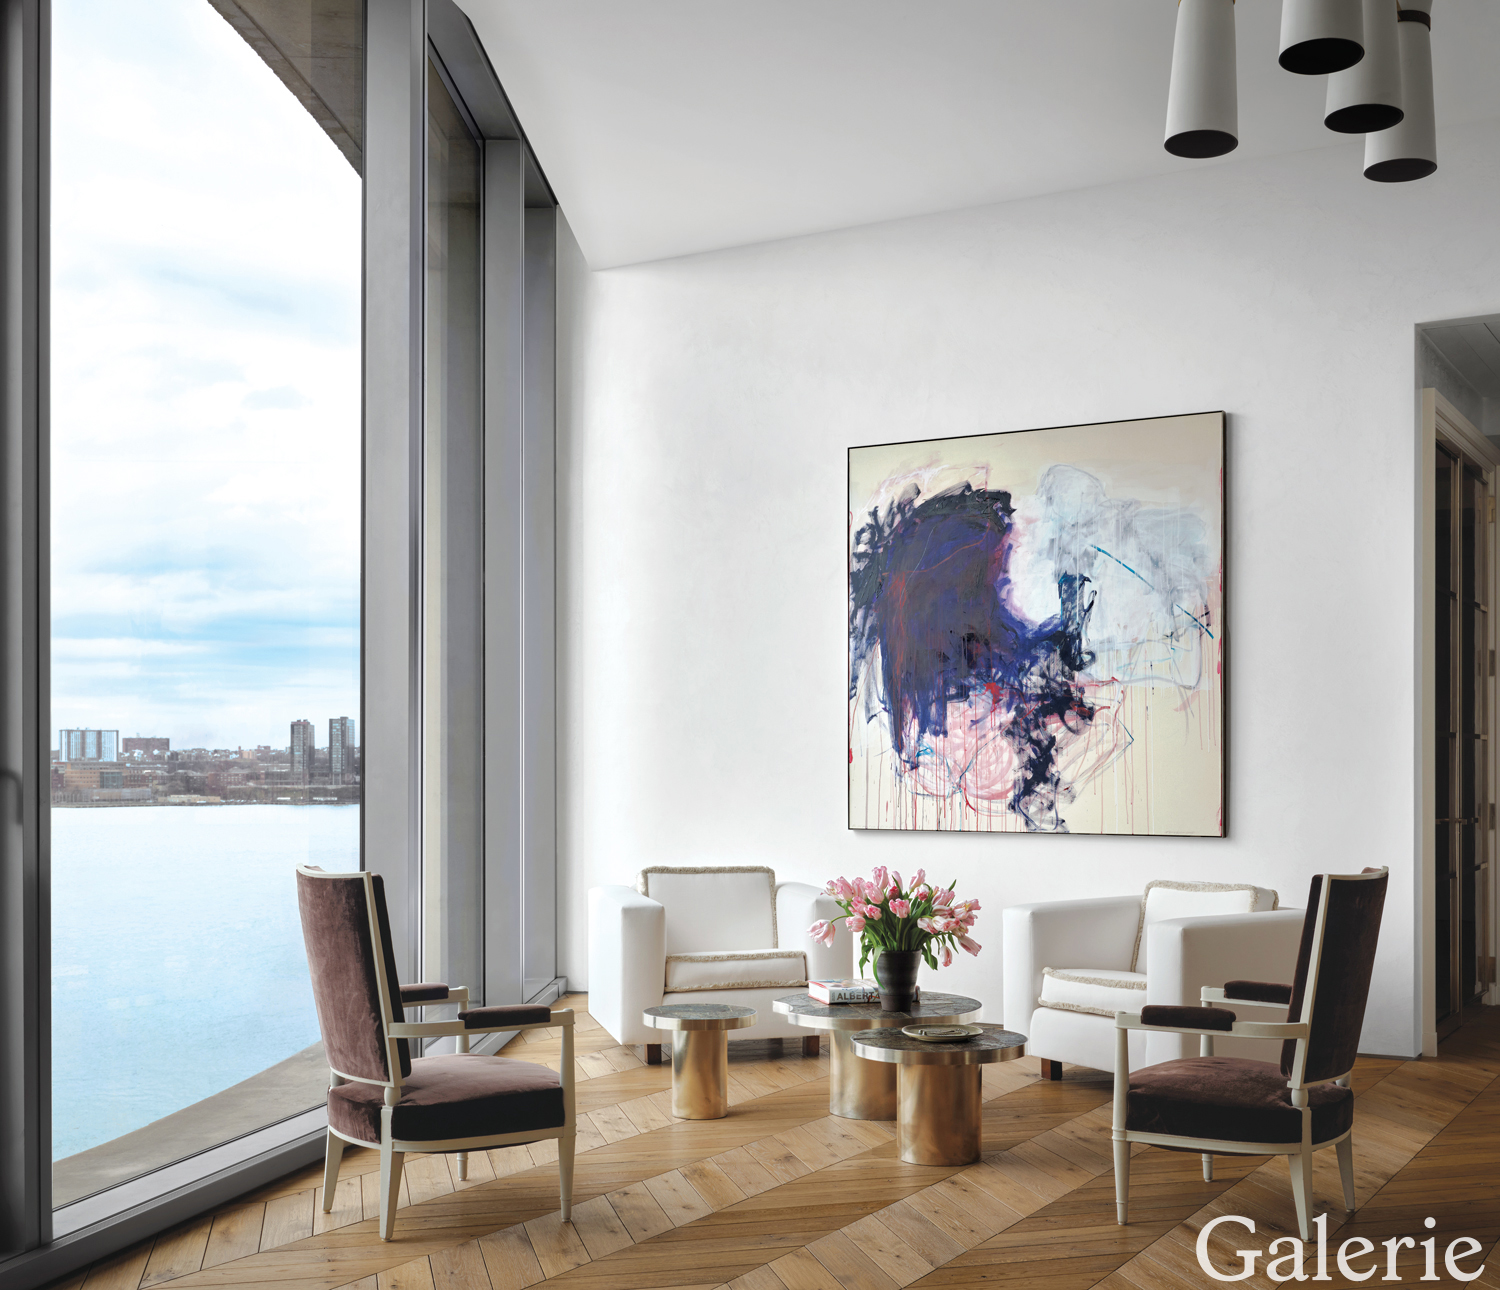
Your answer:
875;949;922;1013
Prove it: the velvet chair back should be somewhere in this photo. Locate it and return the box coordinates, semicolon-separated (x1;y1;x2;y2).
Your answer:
297;868;412;1083
1281;869;1388;1082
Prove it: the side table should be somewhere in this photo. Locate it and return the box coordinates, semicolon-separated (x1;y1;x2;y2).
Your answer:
850;1024;1026;1164
642;1004;756;1119
772;992;982;1121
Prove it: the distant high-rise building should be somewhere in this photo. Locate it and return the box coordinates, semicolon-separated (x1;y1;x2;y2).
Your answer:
122;736;169;758
329;717;356;786
290;719;315;779
60;728;118;762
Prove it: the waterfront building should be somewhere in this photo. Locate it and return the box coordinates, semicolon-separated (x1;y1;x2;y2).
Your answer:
289;719;315;780
328;716;356;785
59;728;118;762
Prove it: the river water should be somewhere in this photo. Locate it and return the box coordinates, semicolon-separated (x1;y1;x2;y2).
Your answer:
51;805;358;1159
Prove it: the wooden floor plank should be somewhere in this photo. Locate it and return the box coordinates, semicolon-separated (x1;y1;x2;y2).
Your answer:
261;1189;317;1251
141;1218;213;1287
477;1226;545;1290
202;1205;266;1269
521;1213;590;1279
428;1241;494;1290
81;1240;154;1290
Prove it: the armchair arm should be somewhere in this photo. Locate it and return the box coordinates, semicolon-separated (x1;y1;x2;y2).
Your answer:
776;882;852;982
389;1007;575;1041
1001;894;1141;1031
588;885;665;1046
1222;980;1293;1005
1115;1010;1309;1041
458;1004;552;1028
400;983;470;1006
1141;1004;1235;1031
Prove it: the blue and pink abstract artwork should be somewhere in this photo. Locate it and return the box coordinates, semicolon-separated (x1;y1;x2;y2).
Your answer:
848;413;1224;835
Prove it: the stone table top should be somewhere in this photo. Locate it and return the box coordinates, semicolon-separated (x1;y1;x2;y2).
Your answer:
849;1023;1027;1066
772;992;982;1031
643;1004;758;1032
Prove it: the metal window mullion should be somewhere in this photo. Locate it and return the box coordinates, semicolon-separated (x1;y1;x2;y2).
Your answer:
0;0;51;1254
363;0;425;981
483;139;524;1007
521;206;556;997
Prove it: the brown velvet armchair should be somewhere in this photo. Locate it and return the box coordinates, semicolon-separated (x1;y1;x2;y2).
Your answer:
297;865;576;1241
1111;868;1388;1241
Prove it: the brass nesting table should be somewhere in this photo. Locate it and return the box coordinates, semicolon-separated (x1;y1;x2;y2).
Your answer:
851;1023;1026;1164
642;1003;756;1119
771;992;983;1121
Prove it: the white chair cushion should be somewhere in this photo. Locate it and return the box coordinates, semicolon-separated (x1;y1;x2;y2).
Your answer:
664;949;807;993
1037;967;1147;1018
1133;881;1278;973
638;866;777;954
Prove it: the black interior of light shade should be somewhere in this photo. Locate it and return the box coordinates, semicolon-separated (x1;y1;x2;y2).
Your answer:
1364;156;1437;182
1278;37;1364;75
1164;129;1238;159
1325;102;1405;134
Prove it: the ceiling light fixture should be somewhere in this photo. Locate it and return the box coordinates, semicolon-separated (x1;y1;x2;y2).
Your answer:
1325;0;1404;132
1164;0;1238;158
1279;0;1365;74
1363;2;1436;180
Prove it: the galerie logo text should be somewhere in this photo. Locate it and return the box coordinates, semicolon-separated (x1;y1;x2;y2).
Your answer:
1196;1215;1485;1283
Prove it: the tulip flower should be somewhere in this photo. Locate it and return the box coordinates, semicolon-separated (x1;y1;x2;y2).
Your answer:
940;944;954;968
957;934;982;956
892;871;904;891
917;916;936;933
845;914;866;934
863;904;882;921
934;888;955;907
890;898;910;918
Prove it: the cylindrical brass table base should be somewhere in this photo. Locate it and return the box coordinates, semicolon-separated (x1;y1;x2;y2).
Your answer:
672;1030;729;1119
830;1029;898;1120
897;1064;982;1165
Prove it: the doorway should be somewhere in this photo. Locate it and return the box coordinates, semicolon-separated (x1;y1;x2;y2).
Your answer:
1426;388;1498;1043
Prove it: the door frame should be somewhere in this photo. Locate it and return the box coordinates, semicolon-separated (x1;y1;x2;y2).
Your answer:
1419;388;1500;1056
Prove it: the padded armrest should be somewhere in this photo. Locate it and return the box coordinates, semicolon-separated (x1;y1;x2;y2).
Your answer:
1224;980;1293;1004
458;1004;553;1029
1141;1004;1235;1031
776;881;852;981
588;885;666;1046
401;983;453;1004
1001;894;1141;1031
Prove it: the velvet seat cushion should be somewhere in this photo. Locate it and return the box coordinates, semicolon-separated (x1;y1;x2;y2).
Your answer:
328;1054;564;1146
1126;1057;1353;1146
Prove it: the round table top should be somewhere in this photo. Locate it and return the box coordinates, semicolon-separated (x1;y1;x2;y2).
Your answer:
849;1023;1027;1066
772;991;982;1031
643;1003;758;1032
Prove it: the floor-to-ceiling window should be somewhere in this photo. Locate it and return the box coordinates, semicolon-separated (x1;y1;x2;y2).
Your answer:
49;0;362;1205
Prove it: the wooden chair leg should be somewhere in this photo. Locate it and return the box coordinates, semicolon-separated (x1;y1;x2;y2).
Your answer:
1202;1153;1213;1182
322;1130;346;1210
1289;1149;1313;1241
379;1140;404;1242
1335;1136;1356;1211
803;1034;820;1057
457;1151;468;1182
1113;1134;1130;1225
1042;1059;1063;1081
559;1130;576;1222
645;1044;663;1065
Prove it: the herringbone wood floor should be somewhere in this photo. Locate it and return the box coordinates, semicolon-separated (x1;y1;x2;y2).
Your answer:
45;997;1500;1290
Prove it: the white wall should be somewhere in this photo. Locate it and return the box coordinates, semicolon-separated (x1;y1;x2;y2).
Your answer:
556;120;1500;1059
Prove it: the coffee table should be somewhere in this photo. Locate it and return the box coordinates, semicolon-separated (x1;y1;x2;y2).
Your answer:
851;1023;1026;1165
642;1004;757;1119
772;992;982;1120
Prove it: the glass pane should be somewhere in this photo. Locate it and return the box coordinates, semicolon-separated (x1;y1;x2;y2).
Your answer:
423;63;484;1009
51;0;362;1204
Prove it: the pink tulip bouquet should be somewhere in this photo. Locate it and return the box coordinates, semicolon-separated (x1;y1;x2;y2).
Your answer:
807;866;982;978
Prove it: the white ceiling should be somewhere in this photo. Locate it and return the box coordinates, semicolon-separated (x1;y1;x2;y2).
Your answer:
457;1;1500;269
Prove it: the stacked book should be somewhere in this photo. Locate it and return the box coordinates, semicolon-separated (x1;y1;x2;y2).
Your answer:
808;978;880;1005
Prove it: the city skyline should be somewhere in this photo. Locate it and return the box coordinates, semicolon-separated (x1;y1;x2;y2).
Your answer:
56;716;359;758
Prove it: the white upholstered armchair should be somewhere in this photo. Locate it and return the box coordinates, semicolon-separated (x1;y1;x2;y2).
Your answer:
589;866;850;1060
1002;880;1304;1076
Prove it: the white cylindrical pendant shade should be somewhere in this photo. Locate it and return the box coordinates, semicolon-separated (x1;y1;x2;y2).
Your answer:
1364;5;1435;181
1325;0;1403;132
1164;0;1238;158
1279;0;1364;74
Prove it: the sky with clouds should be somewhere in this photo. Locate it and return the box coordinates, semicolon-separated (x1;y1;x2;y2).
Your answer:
51;0;362;753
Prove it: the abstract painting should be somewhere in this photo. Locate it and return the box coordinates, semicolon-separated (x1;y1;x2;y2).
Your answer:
848;412;1223;836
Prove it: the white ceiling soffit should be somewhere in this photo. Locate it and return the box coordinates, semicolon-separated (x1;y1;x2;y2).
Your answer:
456;1;1500;269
